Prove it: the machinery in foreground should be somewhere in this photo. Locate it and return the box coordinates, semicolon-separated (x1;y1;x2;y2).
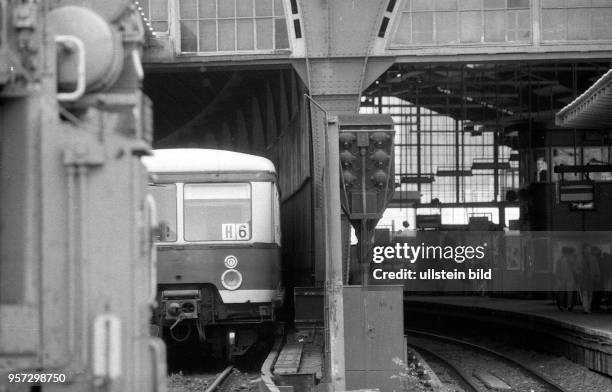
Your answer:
143;148;283;360
1;1;164;391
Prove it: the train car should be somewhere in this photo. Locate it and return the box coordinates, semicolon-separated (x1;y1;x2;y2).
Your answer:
143;148;283;359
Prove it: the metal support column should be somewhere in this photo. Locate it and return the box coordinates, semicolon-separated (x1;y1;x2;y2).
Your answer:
324;117;346;392
294;3;397;388
309;95;359;285
305;94;352;392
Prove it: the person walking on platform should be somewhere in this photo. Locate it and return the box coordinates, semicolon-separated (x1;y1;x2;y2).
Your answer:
556;246;576;311
579;245;602;314
589;246;603;311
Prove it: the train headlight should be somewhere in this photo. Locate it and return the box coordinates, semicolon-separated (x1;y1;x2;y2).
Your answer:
224;255;238;269
221;269;243;290
167;302;181;317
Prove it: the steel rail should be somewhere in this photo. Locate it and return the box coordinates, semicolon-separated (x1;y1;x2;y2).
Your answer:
407;342;480;392
204;365;234;392
405;329;571;392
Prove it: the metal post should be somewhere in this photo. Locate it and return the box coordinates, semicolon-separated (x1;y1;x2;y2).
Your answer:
494;130;500;201
359;139;369;286
325;116;346;392
416;104;422;194
455;120;460;204
360;220;369;285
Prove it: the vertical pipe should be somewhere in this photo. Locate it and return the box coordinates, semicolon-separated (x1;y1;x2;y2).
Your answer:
455;120;460;204
460;66;466;204
572;64;579;172
494;65;504;228
461;128;465;203
416;100;421;194
528;64;533;184
325;117;345;392
66;165;76;358
359;143;368;285
77;165;89;364
429;97;433;191
360;220;368;285
361;148;367;223
494;132;499;201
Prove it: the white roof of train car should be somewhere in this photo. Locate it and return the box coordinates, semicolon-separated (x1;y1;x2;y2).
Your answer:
142;149;276;173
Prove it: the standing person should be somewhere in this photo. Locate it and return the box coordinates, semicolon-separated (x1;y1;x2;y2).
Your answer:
579;245;602;313
537;157;548;182
556;247;576;311
602;252;612;305
590;246;603;311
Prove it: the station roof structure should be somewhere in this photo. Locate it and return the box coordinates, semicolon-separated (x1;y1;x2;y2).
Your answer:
143;0;612;68
362;62;611;130
141;0;612;139
556;69;612;129
139;0;612;216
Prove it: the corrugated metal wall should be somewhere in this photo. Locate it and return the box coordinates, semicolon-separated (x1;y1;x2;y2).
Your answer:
268;77;317;289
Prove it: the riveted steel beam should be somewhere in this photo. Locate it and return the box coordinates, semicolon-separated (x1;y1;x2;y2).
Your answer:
298;0;389;58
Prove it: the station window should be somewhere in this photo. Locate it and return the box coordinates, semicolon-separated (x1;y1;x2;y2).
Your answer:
139;0;169;33
361;97;519;206
541;0;612;41
392;0;531;46
179;0;289;53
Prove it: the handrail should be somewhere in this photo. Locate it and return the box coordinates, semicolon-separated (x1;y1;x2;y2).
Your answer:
55;35;86;102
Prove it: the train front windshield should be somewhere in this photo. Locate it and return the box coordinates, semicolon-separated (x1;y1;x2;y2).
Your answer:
183;183;252;241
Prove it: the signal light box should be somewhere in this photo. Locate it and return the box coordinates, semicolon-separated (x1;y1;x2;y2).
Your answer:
338;114;395;221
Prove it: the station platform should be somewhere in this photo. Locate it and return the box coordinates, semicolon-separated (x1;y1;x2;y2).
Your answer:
261;328;324;392
274;329;324;379
404;295;612;377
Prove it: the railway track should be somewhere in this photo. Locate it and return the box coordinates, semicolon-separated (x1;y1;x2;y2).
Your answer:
408;344;480;392
168;365;259;392
405;329;572;392
167;339;272;392
204;366;234;392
